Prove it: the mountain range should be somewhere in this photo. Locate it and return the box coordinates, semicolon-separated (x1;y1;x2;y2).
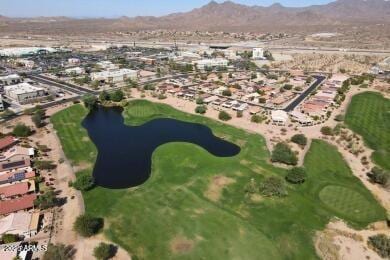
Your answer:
0;0;389;34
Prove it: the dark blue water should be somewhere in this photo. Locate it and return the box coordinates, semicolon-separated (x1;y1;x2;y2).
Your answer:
82;106;240;189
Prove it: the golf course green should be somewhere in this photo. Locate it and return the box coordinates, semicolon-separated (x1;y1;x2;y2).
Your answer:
51;100;386;260
345;91;390;171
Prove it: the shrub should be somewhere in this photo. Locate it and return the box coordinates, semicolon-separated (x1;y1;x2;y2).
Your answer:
43;243;75;260
72;174;95;191
259;177;287;197
335;114;345;122
73;214;104;237
368;234;390;258
291;134;307;147
12;123;32;137
99;91;109;101
219;111;232;121
251;115;264;123
271;143;298;165
34;160;57;170
321;126;334;136
286;167;307;184
367;167;390;187
195;105;207;114
2;234;19;244
93;243;117;260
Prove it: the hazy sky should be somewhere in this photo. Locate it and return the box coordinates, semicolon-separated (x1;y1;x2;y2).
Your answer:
0;0;334;18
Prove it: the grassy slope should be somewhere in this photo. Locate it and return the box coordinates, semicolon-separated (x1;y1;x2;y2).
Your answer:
51;100;385;260
345;92;390;170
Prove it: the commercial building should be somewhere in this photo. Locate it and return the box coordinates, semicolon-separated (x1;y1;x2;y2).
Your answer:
65;67;85;75
0;74;21;86
91;69;138;84
271;110;288;125
0;47;57;57
193;58;228;70
252;48;264;60
4;83;46;104
0;212;40;238
96;61;118;70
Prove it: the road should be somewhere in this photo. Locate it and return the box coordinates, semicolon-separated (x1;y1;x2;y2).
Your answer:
283;75;326;112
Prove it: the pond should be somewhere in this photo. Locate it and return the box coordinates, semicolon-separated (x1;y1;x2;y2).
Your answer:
82;106;241;189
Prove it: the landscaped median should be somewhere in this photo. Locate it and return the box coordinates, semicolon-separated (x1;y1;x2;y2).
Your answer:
51;99;386;260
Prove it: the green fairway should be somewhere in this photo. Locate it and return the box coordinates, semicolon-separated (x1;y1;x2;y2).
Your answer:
51;100;386;260
345;92;390;170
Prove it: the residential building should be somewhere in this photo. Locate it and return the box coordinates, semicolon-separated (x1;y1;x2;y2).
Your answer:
4;83;46;104
0;74;21;86
68;58;80;65
0;212;40;238
91;69;138;84
0;194;36;215
252;48;264;60
0;136;18;152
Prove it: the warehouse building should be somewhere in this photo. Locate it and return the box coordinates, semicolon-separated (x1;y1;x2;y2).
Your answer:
4;83;46;104
91;69;138;84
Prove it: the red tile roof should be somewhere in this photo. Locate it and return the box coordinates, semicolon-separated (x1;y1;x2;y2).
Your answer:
0;136;17;150
0;182;29;198
0;194;36;215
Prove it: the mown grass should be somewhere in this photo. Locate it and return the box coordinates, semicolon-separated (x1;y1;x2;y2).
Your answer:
345;92;390;170
51;100;386;260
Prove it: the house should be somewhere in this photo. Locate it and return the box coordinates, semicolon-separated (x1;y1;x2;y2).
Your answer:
0;180;35;199
0;157;30;172
271;110;288;125
0;212;40;238
0;170;36;186
0;136;18;152
252;48;264;60
289;111;313;126
0;194;37;215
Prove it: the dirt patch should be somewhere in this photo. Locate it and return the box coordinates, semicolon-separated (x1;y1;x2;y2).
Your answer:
82;136;90;142
236;139;247;147
250;194;264;203
204;175;235;202
73;161;92;172
170;236;194;255
314;230;341;260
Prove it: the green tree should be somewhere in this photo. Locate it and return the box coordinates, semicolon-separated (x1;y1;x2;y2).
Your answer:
73;214;104;237
195;105;207;114
196;97;204;105
367;167;390;187
286;167;307;184
218;111;232;121
43;243;75;260
83;94;98;110
72;174;95;191
109;90;124;102
259;176;287;197
251;115;264;123
34;190;57;209
12;123;32;137
291;134;307;147
99;91;109;102
31;108;46;128
222;89;232;96
271;143;298;165
93;243;117;260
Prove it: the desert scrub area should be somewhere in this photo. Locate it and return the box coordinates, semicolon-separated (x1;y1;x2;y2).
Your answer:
345;92;390;171
272;53;383;74
51;100;386;259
